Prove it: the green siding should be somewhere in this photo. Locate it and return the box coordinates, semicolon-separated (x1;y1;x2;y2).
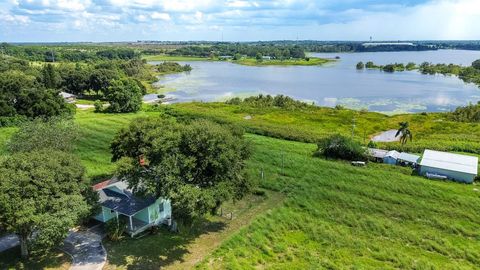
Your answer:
102;206;117;222
134;207;150;223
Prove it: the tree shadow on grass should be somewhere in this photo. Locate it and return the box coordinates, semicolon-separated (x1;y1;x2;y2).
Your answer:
0;246;70;269
104;218;227;270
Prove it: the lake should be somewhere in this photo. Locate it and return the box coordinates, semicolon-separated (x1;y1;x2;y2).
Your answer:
149;50;480;113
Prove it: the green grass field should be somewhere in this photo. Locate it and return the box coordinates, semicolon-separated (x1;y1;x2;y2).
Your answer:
1;106;480;269
197;135;480;269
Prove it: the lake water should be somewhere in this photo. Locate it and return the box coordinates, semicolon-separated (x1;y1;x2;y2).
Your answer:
150;50;480;113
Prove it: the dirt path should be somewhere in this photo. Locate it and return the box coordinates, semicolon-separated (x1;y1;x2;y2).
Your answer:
163;192;285;270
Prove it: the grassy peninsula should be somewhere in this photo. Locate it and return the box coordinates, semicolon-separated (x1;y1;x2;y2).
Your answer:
233;57;332;66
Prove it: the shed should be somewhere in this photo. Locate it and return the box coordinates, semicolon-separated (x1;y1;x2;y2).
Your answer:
398;152;420;167
419;150;478;183
383;150;400;165
367;148;388;163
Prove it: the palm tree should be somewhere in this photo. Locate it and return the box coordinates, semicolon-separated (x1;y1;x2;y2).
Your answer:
396;121;413;146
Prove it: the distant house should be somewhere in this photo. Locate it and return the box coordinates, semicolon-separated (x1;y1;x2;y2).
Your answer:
368;148;388;162
93;178;172;237
419;150;478;183
397;152;421;167
383;150;400;165
219;55;233;60
59;92;77;103
262;56;272;60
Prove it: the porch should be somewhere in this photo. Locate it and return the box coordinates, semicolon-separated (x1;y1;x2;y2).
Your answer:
119;215;152;237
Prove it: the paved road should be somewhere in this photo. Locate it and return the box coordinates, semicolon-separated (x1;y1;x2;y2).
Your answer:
61;230;107;270
372;129;401;142
0;234;19;253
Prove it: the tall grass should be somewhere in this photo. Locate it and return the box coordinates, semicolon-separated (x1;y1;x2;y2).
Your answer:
170;103;480;154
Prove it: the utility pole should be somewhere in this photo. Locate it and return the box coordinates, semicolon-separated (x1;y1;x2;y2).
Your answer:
351;117;356;139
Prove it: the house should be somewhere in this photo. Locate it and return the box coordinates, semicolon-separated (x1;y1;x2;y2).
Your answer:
93;178;172;237
368;148;388;162
59;92;77;103
419;150;478;183
397;152;421;167
383;150;400;165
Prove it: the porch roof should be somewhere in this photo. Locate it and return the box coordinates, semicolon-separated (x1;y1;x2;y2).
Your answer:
99;188;156;216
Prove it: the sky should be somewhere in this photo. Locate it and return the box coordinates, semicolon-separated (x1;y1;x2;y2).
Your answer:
0;0;479;42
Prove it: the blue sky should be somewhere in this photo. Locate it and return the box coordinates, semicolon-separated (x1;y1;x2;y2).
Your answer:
0;0;479;42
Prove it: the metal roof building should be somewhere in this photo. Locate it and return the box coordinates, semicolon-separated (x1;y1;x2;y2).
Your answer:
398;152;421;164
384;150;400;165
419;150;478;183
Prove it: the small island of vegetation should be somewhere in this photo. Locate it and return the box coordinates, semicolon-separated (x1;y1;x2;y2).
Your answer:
356;59;480;87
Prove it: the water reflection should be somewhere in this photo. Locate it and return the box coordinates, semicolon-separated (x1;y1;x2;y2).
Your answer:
150;50;480;114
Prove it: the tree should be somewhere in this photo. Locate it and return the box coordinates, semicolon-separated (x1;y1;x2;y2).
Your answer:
383;64;395;73
111;118;252;225
14;88;75;119
7;117;79;153
314;134;367;161
472;59;480;70
406;62;416;70
356;61;365;69
0;150;91;258
365;61;375;68
41;64;58;89
89;68;118;96
256;52;263;61
396;121;413;146
0;70;36;117
105;78;143;113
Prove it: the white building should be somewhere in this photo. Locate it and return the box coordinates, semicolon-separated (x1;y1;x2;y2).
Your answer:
383;150;400;165
419;150;478;183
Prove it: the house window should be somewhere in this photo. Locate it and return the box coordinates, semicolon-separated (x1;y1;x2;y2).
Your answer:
158;203;164;213
110;209;115;214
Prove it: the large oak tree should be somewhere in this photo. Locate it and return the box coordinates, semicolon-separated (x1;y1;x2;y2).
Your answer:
111;118;252;225
0;150;91;258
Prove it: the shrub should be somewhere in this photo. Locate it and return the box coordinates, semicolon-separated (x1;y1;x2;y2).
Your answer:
367;140;377;148
94;100;103;113
314;134;367;161
356;61;365;69
105;217;127;241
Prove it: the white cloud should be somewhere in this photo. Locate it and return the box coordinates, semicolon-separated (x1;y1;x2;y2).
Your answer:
151;12;171;21
2;0;480;41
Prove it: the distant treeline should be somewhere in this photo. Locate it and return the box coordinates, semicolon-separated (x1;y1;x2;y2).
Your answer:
167;44;306;59
134;40;480;55
0;43;139;62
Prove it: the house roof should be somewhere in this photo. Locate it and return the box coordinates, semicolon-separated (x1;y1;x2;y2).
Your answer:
385;150;400;159
94;178;156;216
420;150;478;175
398;152;421;163
59;92;76;98
368;148;388;158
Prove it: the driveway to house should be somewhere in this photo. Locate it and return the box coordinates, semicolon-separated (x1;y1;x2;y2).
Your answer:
0;234;19;253
61;228;106;270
